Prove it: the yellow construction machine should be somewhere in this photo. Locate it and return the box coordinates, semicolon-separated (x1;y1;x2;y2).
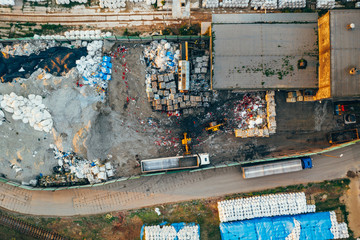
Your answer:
182;132;191;155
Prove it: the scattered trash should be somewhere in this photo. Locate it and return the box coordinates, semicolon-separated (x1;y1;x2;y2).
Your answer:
0;93;53;132
155;208;161;216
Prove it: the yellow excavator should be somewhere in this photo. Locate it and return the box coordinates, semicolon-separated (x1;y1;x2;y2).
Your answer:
182;132;191;155
205;118;227;132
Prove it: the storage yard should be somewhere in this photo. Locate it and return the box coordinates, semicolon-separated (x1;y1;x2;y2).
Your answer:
0;32;342;186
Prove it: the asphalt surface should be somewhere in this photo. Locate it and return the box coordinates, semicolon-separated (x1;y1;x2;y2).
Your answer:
0;143;359;216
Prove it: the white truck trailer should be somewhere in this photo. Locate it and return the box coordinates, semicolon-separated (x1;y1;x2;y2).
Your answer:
141;153;210;173
241;157;313;179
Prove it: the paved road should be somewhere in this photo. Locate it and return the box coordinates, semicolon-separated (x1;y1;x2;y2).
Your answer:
0;143;359;216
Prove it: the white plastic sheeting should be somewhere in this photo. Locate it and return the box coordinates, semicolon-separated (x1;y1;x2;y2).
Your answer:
144;225;200;240
330;211;350;239
316;0;335;8
218;192;316;222
251;0;277;9
0;93;53;132
278;0;306;8
0;0;14;5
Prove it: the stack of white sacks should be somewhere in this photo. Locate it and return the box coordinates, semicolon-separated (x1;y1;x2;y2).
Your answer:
56;0;87;4
329;212;350;239
316;0;335;8
99;0;155;9
285;219;301;240
27;0;45;2
144;225;200;240
202;0;219;8
0;0;14;5
219;0;249;7
0;93;53;132
33;30;112;40
76;40;106;88
278;0;306;8
217;192;316;222
251;0;277;9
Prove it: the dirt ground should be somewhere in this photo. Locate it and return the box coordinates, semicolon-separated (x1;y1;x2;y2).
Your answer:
343;176;360;238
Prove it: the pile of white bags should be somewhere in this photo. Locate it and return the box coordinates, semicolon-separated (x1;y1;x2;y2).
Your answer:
251;0;277;9
278;0;306;8
56;0;87;4
316;0;335;8
0;0;15;5
0;93;53;132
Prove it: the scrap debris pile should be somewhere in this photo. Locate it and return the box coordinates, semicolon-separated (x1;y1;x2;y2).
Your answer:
0;41;58;56
39;145;115;187
144;40;212;116
76;40;111;97
0;92;53;132
234;91;276;138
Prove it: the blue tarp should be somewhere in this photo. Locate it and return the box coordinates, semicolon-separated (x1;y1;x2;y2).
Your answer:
220;212;334;240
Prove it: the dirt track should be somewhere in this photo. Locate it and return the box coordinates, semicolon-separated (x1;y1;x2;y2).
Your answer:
0;142;358;217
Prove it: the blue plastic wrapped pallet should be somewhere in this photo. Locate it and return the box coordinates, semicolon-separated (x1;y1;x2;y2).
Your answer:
103;56;111;62
220;212;334;240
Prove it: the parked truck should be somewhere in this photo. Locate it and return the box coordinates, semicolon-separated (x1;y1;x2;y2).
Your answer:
241;157;312;179
141;153;210;173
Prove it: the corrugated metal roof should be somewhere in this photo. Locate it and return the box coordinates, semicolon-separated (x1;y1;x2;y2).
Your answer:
212;13;318;24
329;10;360;98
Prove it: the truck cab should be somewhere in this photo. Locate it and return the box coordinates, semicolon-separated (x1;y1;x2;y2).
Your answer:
198;153;210;166
300;157;313;169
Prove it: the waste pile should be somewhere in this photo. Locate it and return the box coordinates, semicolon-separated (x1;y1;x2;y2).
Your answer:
76;41;111;97
217;192;316;222
278;0;305;8
0;46;86;83
0;0;14;5
330;211;350;239
234;91;276;138
0;41;58;56
39;144;115;187
316;0;335;8
0;92;53;132
144;40;211;115
142;223;200;240
251;0;277;9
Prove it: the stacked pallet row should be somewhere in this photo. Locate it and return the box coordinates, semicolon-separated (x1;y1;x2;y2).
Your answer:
144;224;200;240
316;0;335;8
217;192;316;222
278;0;305;8
251;0;277;9
220;0;249;7
266;90;276;134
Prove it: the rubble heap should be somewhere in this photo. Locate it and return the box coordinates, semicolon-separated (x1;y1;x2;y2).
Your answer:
45;145;115;186
0;93;53;132
144;40;211;115
234;91;276;138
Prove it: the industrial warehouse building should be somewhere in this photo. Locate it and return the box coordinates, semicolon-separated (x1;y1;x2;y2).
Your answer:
212;13;319;90
316;9;360;100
